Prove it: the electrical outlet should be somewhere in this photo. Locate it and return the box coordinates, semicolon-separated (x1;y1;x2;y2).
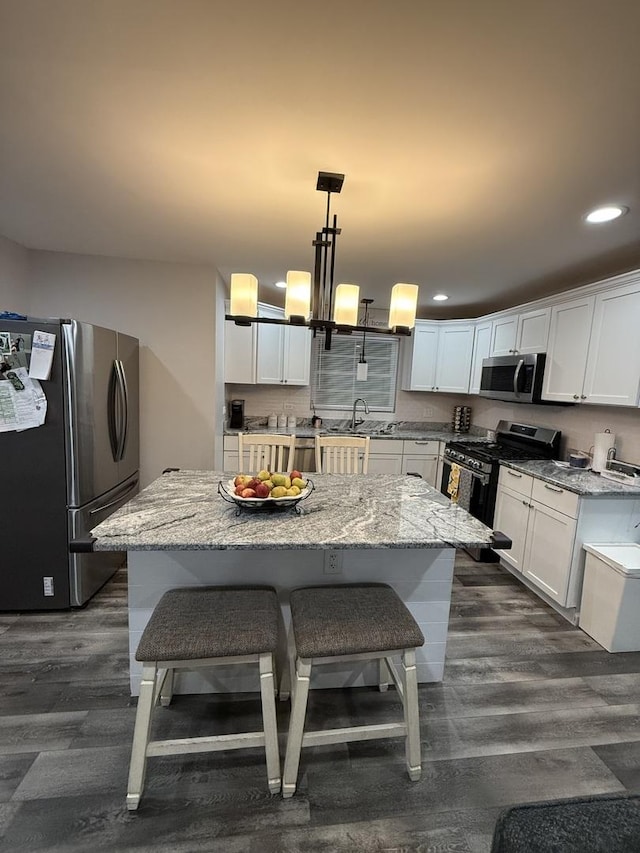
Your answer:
424;406;434;418
323;550;343;574
283;403;294;411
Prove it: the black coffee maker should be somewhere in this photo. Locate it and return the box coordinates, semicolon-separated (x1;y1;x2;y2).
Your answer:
229;399;245;429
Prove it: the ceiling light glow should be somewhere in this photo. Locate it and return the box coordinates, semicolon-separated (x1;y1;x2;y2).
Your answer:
275;280;287;289
433;293;449;302
585;205;628;224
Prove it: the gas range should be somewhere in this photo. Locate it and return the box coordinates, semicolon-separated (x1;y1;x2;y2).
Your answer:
444;421;561;477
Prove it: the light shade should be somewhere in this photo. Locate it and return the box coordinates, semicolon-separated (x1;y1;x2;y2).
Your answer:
284;270;312;320
230;273;258;317
333;283;360;326
389;283;419;330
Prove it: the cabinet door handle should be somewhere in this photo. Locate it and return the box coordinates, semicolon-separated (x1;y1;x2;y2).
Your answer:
573;394;579;400
507;470;522;478
415;441;431;445
544;484;563;493
522;499;528;505
581;395;587;400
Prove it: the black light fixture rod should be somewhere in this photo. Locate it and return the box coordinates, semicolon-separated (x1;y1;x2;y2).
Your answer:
321;191;331;320
327;212;338;325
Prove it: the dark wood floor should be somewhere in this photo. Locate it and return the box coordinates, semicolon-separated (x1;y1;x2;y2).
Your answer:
1;554;640;852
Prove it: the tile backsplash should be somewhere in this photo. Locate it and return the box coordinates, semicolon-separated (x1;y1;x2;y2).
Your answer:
225;382;640;465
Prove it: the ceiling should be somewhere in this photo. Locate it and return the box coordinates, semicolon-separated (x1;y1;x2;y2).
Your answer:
1;0;639;319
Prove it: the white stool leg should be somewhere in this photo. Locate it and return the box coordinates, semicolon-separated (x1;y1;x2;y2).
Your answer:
378;657;390;692
282;658;311;798
279;622;296;702
402;649;421;781
259;653;282;794
127;662;158;810
159;668;174;707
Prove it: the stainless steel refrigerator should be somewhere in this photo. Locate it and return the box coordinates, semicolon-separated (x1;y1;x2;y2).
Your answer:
1;318;139;609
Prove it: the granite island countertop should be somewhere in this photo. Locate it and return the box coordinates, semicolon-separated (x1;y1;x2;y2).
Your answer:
501;460;640;496
225;418;490;444
90;470;498;552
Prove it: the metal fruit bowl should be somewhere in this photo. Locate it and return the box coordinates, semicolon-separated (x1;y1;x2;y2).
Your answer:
218;478;314;512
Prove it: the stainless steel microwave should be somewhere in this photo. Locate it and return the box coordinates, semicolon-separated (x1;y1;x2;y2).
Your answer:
479;353;547;403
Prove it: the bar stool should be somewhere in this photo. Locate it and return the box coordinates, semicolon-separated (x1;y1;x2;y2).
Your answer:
281;582;425;798
126;585;281;811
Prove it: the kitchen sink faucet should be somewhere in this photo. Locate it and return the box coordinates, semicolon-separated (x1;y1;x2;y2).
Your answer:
351;398;370;430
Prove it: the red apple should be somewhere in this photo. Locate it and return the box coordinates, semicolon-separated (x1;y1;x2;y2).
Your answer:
255;482;270;498
290;470;302;481
235;485;246;496
247;478;261;491
241;488;257;498
234;475;246;487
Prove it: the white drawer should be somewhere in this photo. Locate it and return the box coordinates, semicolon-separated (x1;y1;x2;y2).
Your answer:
402;440;440;456
223;435;239;451
532;478;579;518
498;466;534;497
370;438;403;455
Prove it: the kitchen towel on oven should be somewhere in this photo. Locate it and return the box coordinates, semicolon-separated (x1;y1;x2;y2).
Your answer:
457;466;473;512
447;463;460;502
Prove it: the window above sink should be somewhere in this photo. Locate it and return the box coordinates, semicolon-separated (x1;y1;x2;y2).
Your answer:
311;334;399;413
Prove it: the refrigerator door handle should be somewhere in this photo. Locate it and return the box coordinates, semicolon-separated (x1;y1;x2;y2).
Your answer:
107;360;120;461
88;476;139;516
115;359;129;461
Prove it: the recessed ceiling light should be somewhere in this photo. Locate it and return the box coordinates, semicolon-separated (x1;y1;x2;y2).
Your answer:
275;280;287;289
585;205;628;224
433;293;449;302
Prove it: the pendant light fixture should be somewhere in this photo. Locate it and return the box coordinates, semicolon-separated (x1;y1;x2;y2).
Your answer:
227;172;419;349
356;298;373;381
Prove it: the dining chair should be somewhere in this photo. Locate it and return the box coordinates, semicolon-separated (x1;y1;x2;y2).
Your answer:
314;434;370;474
237;433;297;473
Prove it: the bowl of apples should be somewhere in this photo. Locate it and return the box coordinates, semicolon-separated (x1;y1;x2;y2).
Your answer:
218;469;314;512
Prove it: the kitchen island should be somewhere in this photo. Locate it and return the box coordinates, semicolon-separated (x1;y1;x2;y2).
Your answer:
90;470;500;695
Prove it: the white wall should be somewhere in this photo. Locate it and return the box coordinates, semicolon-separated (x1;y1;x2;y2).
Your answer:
28;250;218;487
0;234;30;313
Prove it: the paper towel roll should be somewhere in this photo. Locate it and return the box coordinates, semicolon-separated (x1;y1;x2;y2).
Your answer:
592;432;616;473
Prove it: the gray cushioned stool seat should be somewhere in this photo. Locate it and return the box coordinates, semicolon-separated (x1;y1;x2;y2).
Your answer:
289;583;424;658
491;794;640;852
135;585;279;662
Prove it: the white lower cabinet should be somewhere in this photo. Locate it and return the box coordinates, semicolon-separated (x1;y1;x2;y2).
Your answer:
368;439;442;487
494;468;578;607
368;439;404;475
493;465;640;621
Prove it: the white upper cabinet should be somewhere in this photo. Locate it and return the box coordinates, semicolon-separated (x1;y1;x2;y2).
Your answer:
402;320;474;393
402;322;438;391
489;308;550;356
256;305;311;385
469;320;491;395
224;303;311;386
224;320;257;384
489;315;518;356
516;307;551;354
583;280;640;406
542;296;594;403
543;278;640;406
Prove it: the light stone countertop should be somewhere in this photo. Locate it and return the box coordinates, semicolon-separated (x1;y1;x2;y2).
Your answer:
501;460;640;496
90;470;499;552
225;418;490;444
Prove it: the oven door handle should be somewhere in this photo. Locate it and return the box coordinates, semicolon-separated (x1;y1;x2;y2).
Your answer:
444;459;490;486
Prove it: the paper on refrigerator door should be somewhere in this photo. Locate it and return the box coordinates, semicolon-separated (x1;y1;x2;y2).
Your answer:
28;330;56;380
0;368;47;431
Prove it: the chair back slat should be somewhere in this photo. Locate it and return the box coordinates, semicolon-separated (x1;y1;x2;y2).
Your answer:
315;435;370;474
238;433;296;474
